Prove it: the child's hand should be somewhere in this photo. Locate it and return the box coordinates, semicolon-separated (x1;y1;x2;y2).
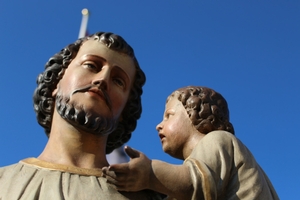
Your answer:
102;146;152;192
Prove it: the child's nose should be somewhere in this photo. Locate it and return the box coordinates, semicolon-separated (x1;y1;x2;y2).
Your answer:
156;122;163;132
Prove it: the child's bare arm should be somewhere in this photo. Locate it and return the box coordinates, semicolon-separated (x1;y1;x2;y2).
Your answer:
102;146;193;200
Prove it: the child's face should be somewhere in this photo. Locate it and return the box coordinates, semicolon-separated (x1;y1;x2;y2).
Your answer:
156;96;195;160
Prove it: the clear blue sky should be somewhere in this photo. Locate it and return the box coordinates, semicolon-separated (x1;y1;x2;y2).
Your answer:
1;1;299;199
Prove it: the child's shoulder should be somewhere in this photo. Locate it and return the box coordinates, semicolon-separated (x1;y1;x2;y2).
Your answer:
204;130;236;142
201;131;248;154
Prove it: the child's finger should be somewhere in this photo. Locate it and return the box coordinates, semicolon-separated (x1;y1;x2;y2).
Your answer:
105;174;118;184
102;166;109;174
102;167;117;179
124;146;140;159
109;163;130;173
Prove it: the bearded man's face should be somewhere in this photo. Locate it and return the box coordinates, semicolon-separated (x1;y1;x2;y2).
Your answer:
52;40;136;135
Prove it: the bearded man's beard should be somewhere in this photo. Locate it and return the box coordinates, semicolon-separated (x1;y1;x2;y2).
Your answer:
55;94;117;136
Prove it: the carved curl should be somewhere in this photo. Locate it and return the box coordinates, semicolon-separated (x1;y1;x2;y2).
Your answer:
169;86;235;135
33;32;146;154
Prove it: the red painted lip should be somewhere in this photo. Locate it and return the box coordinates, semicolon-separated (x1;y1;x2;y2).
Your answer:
87;88;112;111
159;133;165;142
88;88;104;98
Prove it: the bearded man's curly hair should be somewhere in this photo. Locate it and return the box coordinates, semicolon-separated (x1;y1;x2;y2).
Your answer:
169;86;234;135
33;32;146;154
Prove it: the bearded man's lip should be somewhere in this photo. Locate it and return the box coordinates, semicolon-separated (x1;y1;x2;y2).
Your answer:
88;88;112;111
88;88;104;98
71;85;112;111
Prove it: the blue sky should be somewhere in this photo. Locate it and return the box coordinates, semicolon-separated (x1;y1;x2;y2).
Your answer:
0;1;299;199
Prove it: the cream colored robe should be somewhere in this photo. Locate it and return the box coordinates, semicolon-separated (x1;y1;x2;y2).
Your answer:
0;158;161;200
184;131;279;200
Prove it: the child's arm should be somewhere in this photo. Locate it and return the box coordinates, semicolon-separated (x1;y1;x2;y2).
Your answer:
102;146;193;200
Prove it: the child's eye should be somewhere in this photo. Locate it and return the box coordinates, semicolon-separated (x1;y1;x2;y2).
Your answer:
165;113;172;119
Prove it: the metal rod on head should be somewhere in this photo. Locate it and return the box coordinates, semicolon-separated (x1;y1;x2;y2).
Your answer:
78;8;89;39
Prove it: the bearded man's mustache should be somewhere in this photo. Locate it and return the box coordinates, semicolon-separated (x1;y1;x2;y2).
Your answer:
71;83;112;111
